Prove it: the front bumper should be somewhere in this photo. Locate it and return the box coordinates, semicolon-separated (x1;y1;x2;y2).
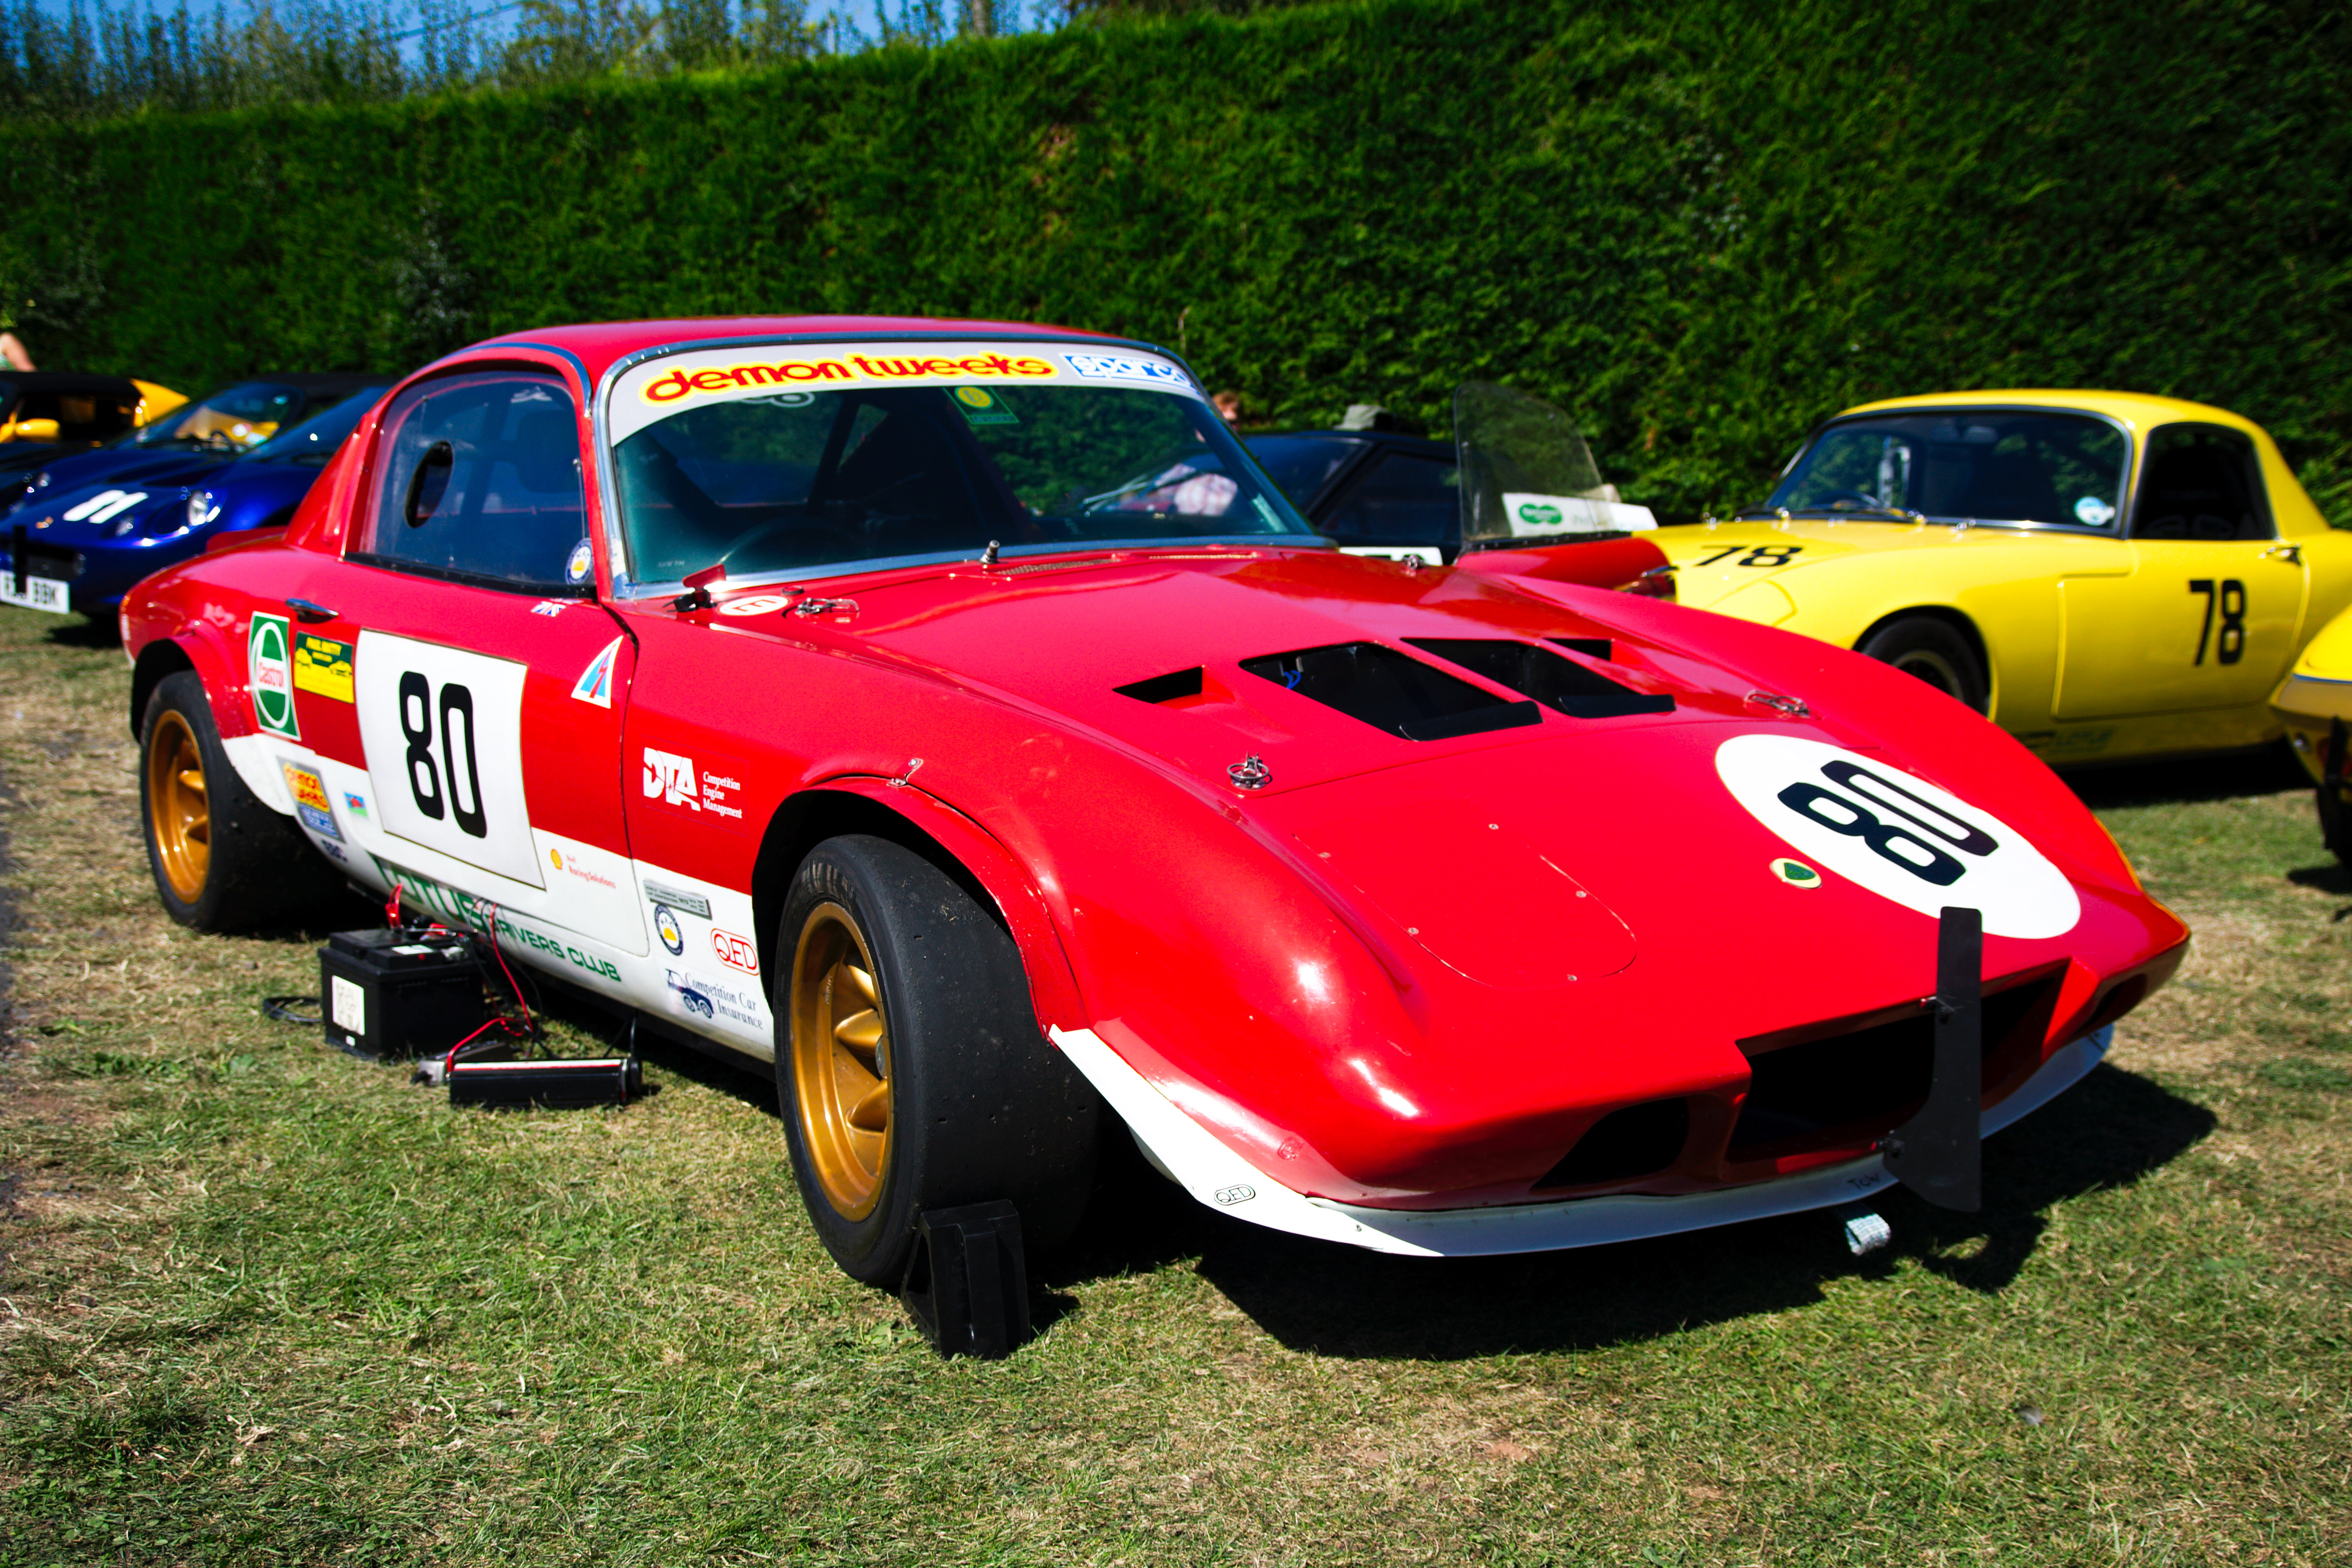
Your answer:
1052;1024;2114;1258
2275;673;2352;787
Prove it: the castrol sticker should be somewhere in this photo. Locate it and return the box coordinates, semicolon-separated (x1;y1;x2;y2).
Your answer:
1714;734;2080;939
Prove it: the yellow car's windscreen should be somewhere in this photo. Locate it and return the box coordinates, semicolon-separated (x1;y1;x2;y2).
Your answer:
1770;412;2126;529
124;381;304;453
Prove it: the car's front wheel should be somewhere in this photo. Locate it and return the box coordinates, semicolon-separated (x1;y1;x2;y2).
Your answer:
140;670;345;931
1858;615;1990;713
775;834;1099;1284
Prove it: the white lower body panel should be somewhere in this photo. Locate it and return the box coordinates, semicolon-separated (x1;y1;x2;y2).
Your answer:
1050;1023;2114;1258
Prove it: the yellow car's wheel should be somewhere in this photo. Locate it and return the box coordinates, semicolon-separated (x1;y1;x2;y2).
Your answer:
1858;616;1989;714
773;834;1100;1285
139;670;343;931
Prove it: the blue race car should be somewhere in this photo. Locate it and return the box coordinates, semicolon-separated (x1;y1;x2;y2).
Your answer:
1;380;389;617
2;372;389;513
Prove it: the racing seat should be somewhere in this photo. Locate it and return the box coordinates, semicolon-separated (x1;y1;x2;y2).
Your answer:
2134;441;2264;540
827;404;999;558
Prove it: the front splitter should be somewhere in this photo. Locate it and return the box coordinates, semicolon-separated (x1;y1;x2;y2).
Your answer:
1049;1023;2113;1258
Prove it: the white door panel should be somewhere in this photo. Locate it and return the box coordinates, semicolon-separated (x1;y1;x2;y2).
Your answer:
355;631;545;887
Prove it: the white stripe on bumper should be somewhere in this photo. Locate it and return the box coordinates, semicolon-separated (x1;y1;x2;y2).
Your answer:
1050;1022;2113;1258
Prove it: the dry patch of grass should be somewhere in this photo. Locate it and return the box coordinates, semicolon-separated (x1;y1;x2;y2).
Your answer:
0;607;2348;1566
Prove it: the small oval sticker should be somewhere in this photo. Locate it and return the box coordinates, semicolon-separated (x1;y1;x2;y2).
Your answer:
1770;857;1821;887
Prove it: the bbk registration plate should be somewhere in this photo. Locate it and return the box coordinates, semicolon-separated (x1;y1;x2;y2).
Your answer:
0;575;69;613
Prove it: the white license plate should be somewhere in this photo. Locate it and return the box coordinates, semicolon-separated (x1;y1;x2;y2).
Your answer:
0;574;69;612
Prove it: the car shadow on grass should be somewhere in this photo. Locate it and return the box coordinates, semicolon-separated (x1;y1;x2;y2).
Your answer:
2284;861;2352;916
1087;1063;2216;1361
514;982;2215;1356
2058;743;2308;808
40;614;121;653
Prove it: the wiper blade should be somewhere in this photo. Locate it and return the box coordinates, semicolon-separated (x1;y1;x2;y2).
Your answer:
1749;504;1923;523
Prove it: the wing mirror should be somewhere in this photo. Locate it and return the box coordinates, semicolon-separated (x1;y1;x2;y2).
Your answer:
404;441;454;526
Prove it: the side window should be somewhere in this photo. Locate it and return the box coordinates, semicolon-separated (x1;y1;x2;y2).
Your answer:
360;371;589;589
2133;424;2273;541
1322;451;1459;544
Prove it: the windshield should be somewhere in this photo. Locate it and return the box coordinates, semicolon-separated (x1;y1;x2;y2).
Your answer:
0;382;138;443
1246;434;1368;509
121;381;306;454
1452;381;1652;546
607;342;1315;586
245;386;386;466
1768;411;2128;528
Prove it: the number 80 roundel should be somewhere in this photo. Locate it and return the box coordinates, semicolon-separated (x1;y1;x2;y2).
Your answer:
1714;733;2081;939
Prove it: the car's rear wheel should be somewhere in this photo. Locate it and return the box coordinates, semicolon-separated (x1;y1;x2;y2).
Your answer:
775;834;1098;1285
140;670;344;931
1858;616;1989;713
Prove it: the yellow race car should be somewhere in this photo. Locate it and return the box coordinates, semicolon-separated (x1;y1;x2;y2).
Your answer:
1656;392;2352;765
2270;605;2352;860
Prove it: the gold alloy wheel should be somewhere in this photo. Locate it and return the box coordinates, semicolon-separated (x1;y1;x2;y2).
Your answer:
146;709;210;902
789;903;892;1221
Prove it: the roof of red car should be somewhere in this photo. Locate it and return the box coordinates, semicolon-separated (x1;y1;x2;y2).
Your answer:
472;315;1127;386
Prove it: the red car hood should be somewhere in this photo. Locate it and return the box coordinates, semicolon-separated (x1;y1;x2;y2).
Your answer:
707;548;2178;1203
840;548;1761;792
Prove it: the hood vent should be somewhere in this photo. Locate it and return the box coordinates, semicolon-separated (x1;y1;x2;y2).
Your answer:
1240;642;1540;742
1115;666;1206;704
1406;638;1674;719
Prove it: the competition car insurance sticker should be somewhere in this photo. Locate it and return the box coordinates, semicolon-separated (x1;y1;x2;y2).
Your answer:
1715;733;2080;939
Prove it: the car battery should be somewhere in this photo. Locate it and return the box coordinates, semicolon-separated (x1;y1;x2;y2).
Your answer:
318;929;487;1060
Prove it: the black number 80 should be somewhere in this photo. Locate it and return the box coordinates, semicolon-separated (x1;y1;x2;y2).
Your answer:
395;671;488;840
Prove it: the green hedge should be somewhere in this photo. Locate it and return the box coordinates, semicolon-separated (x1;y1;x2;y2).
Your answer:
3;0;2348;518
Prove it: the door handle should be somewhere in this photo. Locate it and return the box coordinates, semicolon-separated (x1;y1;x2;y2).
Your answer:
2260;544;2303;566
286;597;338;623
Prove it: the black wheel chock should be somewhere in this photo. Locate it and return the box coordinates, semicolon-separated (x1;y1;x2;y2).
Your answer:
901;1201;1031;1359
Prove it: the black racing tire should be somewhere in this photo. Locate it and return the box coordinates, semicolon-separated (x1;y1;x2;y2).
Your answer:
774;834;1099;1285
139;670;346;931
1857;615;1990;713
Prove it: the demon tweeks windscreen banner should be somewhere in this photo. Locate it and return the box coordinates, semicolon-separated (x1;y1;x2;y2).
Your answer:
605;340;1201;443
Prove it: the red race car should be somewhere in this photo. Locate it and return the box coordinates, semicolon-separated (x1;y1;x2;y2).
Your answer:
121;317;2186;1283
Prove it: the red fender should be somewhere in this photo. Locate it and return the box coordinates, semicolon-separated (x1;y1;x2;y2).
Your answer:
1454;535;1671;593
808;776;1089;1033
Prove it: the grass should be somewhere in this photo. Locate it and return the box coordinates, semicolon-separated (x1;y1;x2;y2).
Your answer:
1;606;2348;1566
